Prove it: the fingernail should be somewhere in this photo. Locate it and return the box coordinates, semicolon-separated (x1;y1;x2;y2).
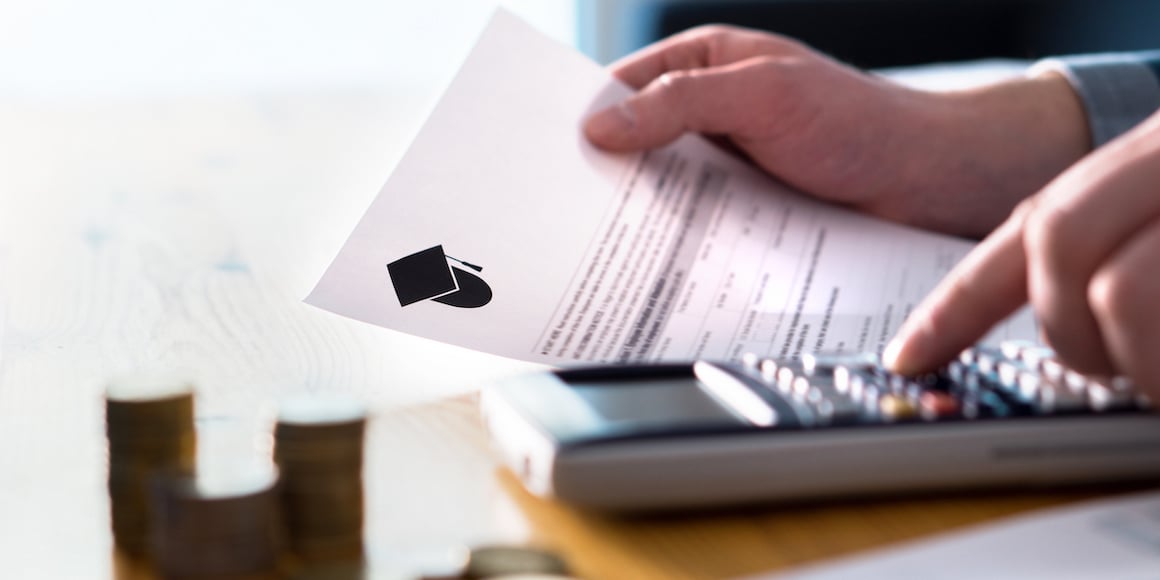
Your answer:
884;321;931;375
882;337;905;371
585;102;636;141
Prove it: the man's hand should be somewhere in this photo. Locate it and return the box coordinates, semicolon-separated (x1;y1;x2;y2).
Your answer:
886;110;1160;401
584;25;1090;238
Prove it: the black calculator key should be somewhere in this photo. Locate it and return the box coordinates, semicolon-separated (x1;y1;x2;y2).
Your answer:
1035;382;1089;414
1086;378;1139;412
964;391;1013;418
817;397;865;425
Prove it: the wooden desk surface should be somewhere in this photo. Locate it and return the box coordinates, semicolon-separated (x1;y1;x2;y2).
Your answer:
372;397;1137;580
0;92;1145;580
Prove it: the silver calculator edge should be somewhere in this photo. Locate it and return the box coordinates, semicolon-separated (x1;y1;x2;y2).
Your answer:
480;378;1160;511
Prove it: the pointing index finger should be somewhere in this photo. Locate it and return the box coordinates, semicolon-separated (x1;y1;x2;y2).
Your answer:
886;202;1034;375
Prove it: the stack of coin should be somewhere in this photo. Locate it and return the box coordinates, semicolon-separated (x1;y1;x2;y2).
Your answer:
105;374;197;558
274;395;367;563
150;466;284;578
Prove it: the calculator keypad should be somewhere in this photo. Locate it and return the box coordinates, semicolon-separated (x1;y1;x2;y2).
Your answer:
731;341;1152;427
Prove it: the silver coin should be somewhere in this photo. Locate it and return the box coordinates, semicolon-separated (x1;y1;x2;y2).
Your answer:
464;546;569;579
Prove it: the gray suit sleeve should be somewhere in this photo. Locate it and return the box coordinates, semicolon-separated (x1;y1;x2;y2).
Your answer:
1029;51;1160;148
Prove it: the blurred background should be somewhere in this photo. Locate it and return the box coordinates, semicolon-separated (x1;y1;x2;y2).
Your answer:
6;0;1160;102
581;0;1160;68
0;1;574;100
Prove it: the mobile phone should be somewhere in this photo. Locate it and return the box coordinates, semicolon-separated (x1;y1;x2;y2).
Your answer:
480;343;1160;511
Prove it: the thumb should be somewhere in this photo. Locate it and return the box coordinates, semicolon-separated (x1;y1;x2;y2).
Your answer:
584;58;775;151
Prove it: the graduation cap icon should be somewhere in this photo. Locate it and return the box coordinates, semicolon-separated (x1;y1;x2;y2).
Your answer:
386;245;493;308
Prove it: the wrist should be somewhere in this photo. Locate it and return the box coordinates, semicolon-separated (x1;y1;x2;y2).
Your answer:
971;70;1092;160
895;72;1090;238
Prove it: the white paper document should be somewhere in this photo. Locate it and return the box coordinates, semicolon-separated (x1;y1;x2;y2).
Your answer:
307;10;1035;365
762;490;1160;579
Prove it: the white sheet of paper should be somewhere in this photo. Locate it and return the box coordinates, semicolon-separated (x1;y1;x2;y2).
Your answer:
307;9;1036;365
759;490;1160;580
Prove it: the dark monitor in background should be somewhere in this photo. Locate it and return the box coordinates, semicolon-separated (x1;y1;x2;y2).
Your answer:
579;0;1160;69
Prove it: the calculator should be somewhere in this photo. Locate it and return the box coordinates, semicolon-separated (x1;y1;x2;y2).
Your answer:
480;341;1160;511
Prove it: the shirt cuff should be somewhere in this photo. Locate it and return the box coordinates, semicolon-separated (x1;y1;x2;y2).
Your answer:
1028;51;1160;148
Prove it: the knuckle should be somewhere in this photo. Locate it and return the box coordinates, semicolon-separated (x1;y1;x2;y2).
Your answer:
1022;202;1080;272
654;70;693;97
1088;265;1146;326
1009;196;1039;221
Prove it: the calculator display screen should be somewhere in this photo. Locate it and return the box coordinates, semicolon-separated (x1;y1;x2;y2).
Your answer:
567;378;744;433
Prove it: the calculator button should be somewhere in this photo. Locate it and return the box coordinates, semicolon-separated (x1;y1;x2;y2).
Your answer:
960;391;1011;418
790;376;811;400
879;394;918;421
742;352;760;369
806;387;828;406
984;384;1034;415
1110;376;1135;392
1086;378;1137;412
946;361;968;385
980;391;1014;417
975;348;1002;375
793;376;840;402
1016;371;1042;401
775;364;800;394
904;383;925;403
846;376;867;402
996;361;1021;390
759;359;778;382
958;348;977;365
919;391;959;420
886;374;909;394
833;365;882;395
1063;370;1089;392
943;364;984;395
814;396;864;425
1035;383;1088;414
999;339;1036;361
839;368;885;398
861;385;882;411
1040;358;1066;382
1019;346;1055;368
833;366;853;394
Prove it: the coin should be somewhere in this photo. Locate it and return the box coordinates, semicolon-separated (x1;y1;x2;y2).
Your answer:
481;576;579;580
464;546;570;579
150;464;284;578
275;394;368;564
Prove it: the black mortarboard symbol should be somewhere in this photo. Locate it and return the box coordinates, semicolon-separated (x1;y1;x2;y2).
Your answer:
386;245;492;309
